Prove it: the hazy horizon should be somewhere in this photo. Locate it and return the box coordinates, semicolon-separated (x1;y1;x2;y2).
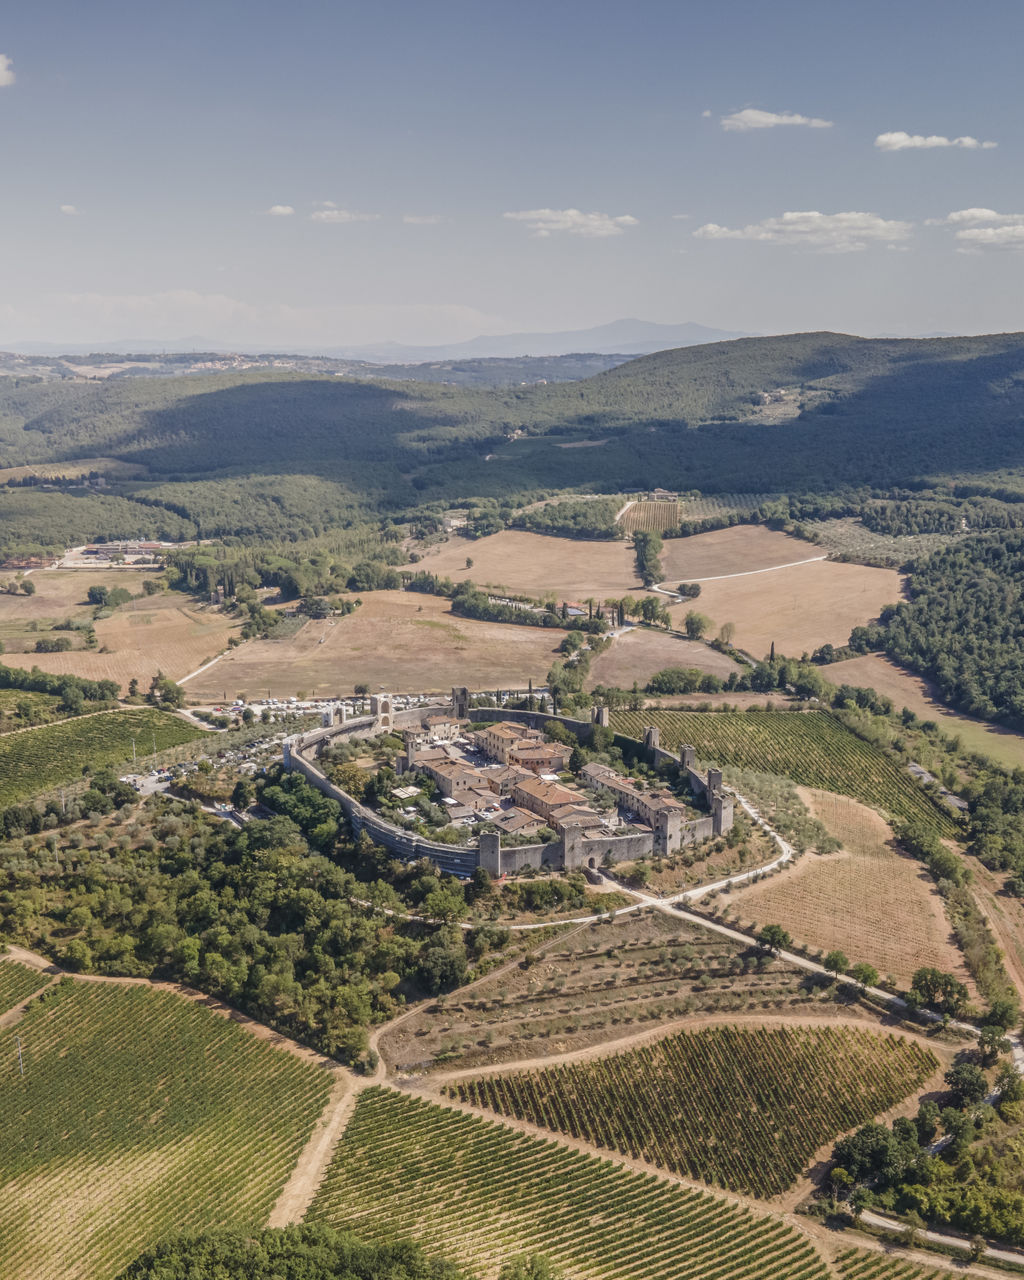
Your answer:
4;0;1024;348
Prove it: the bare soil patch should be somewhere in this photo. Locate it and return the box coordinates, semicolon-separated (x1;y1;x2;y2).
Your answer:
673;559;902;660
829;653;1024;771
729;789;974;990
587;627;741;689
415;530;643;600
187;591;562;699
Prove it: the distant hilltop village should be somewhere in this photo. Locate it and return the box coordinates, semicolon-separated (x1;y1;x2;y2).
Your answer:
284;687;733;878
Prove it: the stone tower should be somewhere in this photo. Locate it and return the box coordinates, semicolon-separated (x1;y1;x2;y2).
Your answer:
369;693;394;731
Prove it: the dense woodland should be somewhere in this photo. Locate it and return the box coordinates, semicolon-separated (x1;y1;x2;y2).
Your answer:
0;771;509;1063
852;532;1024;724
117;1226;477;1280
6;331;1024;555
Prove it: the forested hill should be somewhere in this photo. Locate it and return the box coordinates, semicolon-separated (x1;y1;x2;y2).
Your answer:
3;329;1024;548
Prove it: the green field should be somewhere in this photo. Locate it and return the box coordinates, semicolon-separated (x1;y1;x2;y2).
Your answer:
611;709;958;835
0;709;202;806
0;960;48;1013
0;980;331;1280
834;1248;964;1280
448;1025;937;1199
310;1087;831;1280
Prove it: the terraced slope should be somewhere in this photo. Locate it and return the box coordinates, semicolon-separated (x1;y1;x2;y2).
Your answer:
309;1087;831;1280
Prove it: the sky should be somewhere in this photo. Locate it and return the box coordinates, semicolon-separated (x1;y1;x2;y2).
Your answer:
3;0;1024;349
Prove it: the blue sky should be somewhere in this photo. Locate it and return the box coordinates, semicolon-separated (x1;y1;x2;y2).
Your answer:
3;0;1023;347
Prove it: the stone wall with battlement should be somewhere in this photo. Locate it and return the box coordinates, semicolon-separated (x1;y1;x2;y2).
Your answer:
281;695;731;877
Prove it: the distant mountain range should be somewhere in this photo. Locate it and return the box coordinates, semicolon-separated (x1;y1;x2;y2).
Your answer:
324;319;751;361
8;319;749;361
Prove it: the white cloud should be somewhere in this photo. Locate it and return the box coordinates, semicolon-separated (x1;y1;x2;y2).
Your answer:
502;208;638;238
59;205;79;216
693;209;912;253
875;131;997;151
701;109;712;119
956;225;1024;250
671;213;690;220
310;208;381;223
265;204;294;217
927;208;1024;251
929;208;1021;226
403;213;444;224
721;108;833;132
0;54;15;88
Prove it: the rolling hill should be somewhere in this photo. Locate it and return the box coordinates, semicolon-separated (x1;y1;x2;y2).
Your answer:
3;329;1024;551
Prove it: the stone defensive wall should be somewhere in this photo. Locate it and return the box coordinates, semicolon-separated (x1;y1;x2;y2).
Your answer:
282;695;730;878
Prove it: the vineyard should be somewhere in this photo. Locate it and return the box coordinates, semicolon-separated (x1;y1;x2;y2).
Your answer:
833;1248;964;1280
0;960;48;1013
0;709;202;806
309;1087;832;1280
609;710;958;835
617;494;778;534
0;980;332;1280
446;1024;937;1199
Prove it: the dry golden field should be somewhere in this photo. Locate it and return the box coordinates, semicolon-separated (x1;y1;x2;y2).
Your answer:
730;788;974;991
417;530;643;599
0;579;240;693
186;591;563;699
673;559;902;660
658;525;822;582
828;653;1024;770
587;627;742;690
0;569;142;630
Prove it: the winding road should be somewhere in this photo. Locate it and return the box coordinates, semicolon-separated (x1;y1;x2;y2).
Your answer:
4;773;1023;1269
